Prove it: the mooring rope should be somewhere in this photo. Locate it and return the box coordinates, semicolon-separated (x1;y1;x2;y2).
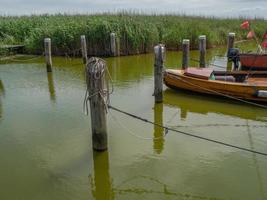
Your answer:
109;110;167;140
82;56;267;157
108;105;267;157
173;74;267;109
190;58;227;69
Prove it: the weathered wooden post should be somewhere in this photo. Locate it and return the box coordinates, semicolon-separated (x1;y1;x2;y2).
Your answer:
199;35;206;68
227;33;236;69
227;32;235;51
154;44;165;103
81;35;88;64
44;38;52;72
110;33;116;57
86;57;108;151
182;39;190;69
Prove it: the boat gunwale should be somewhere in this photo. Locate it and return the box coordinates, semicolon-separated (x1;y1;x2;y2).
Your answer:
165;69;267;88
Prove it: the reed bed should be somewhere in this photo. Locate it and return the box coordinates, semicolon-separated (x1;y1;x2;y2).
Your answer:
0;13;266;56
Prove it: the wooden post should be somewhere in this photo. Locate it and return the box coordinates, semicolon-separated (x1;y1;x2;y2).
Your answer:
81;35;88;64
44;38;52;72
86;57;107;151
227;32;235;51
199;35;206;68
227;32;235;64
154;44;165;103
182;39;190;69
110;33;116;57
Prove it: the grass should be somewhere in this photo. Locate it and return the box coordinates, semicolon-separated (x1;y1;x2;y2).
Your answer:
0;13;266;56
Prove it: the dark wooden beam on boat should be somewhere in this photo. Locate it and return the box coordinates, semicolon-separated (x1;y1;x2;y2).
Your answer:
214;70;267;75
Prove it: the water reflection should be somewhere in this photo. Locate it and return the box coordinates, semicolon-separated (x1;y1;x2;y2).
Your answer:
106;54;153;85
153;103;164;154
91;151;114;200
163;89;267;122
0;80;4;120
47;72;56;103
246;120;266;200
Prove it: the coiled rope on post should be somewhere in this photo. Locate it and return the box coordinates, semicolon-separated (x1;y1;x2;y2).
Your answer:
83;57;114;115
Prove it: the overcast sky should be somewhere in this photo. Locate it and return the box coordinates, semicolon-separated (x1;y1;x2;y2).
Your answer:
0;0;266;18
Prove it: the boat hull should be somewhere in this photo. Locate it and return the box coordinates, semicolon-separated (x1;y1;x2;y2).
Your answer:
240;53;267;70
164;70;267;102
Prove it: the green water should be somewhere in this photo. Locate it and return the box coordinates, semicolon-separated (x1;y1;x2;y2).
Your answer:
0;46;267;200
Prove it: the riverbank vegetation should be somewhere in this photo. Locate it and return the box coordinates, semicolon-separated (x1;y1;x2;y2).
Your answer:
0;13;266;56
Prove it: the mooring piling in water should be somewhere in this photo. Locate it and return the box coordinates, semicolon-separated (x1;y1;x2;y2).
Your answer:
182;39;190;69
86;57;108;151
81;35;88;64
199;35;206;68
110;33;117;57
227;32;235;51
154;44;165;103
44;38;52;72
227;32;236;64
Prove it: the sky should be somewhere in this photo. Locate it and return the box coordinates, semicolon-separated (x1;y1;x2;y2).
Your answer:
0;0;266;18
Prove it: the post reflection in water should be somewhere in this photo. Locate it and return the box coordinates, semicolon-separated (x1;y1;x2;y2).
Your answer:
180;108;188;120
47;72;56;103
91;151;114;200
153;103;164;154
0;80;5;120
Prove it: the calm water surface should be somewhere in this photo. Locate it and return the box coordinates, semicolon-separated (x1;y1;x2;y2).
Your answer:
0;46;267;200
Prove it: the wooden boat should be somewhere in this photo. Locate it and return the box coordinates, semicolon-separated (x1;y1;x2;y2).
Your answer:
164;67;267;102
240;53;267;70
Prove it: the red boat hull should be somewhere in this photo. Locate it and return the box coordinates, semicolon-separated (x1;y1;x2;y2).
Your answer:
240;53;267;69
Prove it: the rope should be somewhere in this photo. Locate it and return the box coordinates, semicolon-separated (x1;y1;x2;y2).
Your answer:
109;110;167;140
83;57;114;115
108;105;267;157
190;58;226;69
173;74;267;109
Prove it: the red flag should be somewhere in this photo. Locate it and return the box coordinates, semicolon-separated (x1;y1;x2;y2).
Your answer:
262;41;267;48
247;31;255;39
240;21;249;29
